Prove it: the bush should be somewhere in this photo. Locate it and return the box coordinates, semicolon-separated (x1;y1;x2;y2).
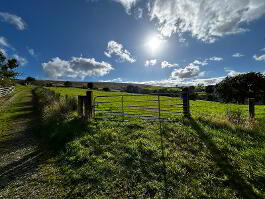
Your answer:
64;81;72;87
87;82;94;89
225;107;245;125
103;87;111;92
33;87;80;148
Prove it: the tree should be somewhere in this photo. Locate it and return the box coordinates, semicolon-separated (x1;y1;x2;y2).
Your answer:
216;72;265;104
102;87;111;92
25;76;36;85
64;81;72;87
0;51;19;82
87;82;94;89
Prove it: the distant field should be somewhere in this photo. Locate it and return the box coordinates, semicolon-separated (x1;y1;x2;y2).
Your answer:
48;87;265;120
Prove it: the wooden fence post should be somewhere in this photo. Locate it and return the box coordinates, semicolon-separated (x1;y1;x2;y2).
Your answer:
182;88;191;118
248;98;255;120
65;94;68;102
78;96;84;117
84;91;93;120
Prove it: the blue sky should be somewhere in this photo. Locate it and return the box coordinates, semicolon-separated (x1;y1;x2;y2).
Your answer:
1;0;265;86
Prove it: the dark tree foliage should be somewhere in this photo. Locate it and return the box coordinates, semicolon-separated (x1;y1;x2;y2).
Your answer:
125;85;140;93
216;72;265;104
25;76;36;82
87;82;94;89
64;81;72;87
0;51;19;79
102;87;111;92
205;85;215;94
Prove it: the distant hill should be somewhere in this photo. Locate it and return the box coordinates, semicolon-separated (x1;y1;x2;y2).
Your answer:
15;79;161;90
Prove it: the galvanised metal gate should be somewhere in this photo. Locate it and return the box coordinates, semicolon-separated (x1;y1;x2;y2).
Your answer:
93;93;187;121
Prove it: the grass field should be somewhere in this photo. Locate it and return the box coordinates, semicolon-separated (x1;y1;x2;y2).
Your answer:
1;86;264;198
33;87;265;198
48;87;265;120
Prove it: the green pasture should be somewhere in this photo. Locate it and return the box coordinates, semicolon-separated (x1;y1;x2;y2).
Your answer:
48;87;265;120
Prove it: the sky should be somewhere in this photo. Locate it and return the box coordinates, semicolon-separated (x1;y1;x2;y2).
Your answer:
1;0;265;87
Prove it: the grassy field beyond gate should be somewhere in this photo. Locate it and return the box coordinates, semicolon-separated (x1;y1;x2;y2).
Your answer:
48;87;265;120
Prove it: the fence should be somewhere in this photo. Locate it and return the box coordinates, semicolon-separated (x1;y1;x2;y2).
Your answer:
77;91;190;121
75;90;265;122
0;86;15;97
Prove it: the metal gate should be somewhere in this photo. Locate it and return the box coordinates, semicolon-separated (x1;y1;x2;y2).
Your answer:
93;93;185;121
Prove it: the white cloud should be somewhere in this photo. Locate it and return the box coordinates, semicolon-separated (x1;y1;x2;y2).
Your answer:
260;48;265;52
161;61;178;68
171;64;202;79
135;8;143;19
0;36;10;47
100;77;123;82
145;59;157;67
232;52;244;57
127;76;224;87
112;0;139;14
171;60;207;78
104;40;136;63
225;69;242;76
13;54;28;66
193;60;208;66
253;54;265;61
0;12;26;30
207;57;223;61
27;48;36;57
42;57;113;80
149;0;265;43
0;48;7;57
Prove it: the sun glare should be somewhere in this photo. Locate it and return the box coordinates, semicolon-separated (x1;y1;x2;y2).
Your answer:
146;35;163;53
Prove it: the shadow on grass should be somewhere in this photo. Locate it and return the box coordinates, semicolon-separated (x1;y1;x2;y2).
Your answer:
186;117;261;199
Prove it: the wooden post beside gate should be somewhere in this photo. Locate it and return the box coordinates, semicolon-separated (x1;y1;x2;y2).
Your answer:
84;91;93;120
182;88;191;118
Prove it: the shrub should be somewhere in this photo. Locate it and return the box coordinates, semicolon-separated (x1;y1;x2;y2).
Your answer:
225;107;245;125
64;81;72;87
103;87;111;92
33;87;80;148
87;82;94;89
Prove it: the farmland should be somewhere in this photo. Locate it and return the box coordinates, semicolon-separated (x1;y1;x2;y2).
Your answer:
48;87;265;120
1;85;265;198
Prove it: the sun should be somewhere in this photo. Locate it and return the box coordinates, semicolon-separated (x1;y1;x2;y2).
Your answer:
146;35;163;53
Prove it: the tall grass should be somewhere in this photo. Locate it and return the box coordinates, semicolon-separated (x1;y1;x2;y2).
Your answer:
32;87;84;148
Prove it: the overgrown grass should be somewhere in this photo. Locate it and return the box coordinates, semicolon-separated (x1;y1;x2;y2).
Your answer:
32;87;86;148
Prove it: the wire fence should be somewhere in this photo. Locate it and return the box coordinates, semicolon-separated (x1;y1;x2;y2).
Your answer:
190;99;265;120
93;93;185;121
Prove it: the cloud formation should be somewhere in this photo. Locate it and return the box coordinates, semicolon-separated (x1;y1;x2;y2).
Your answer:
171;60;207;79
112;0;139;14
128;76;224;87
0;36;9;47
0;12;26;30
105;40;136;63
42;57;113;80
207;57;223;61
161;61;178;68
150;0;265;43
13;54;28;66
145;59;157;67
27;48;36;57
253;54;265;61
232;52;244;57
